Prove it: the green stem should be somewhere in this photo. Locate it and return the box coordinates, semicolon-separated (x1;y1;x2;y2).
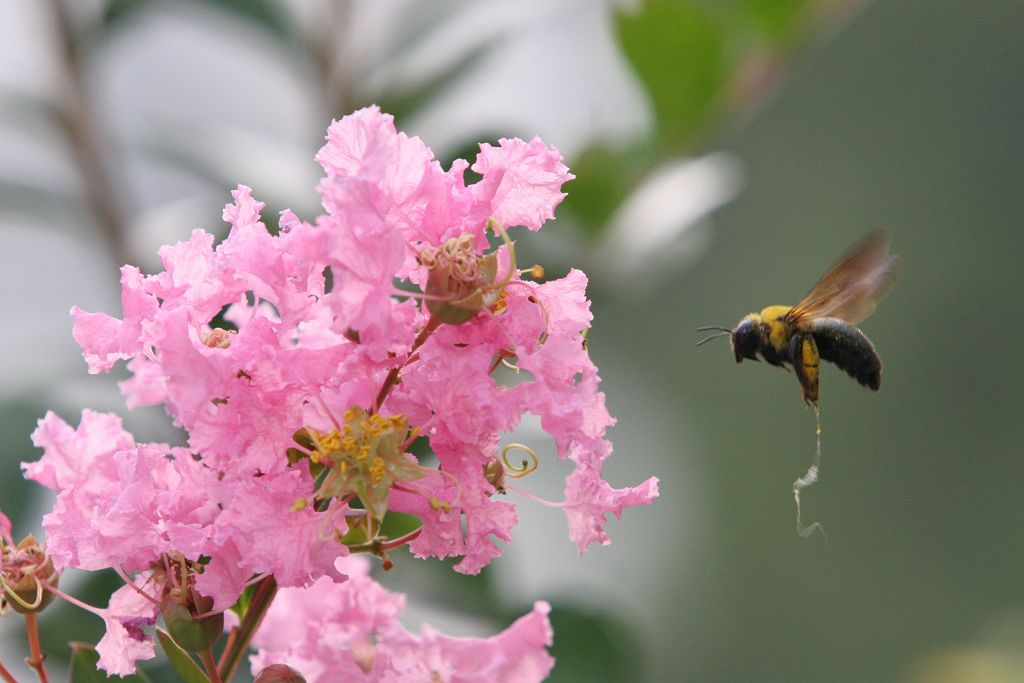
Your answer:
199;647;223;683
347;526;422;556
217;576;277;683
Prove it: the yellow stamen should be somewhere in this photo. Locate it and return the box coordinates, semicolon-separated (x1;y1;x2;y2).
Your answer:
370;456;386;484
318;430;343;452
428;497;452;513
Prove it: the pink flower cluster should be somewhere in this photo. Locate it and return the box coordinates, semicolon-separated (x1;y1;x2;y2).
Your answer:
21;107;658;677
251;556;554;682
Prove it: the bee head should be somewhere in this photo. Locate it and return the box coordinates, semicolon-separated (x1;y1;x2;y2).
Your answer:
696;318;760;362
730;316;760;363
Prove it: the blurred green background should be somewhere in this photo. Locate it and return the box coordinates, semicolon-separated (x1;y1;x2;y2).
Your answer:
2;1;1023;681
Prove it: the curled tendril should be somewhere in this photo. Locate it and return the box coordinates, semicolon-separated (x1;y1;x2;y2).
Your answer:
501;443;540;478
0;572;44;611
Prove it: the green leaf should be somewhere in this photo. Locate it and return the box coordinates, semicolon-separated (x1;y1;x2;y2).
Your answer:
103;0;291;43
380;511;421;539
558;146;649;239
615;0;823;152
101;0;157;31
230;582;253;620
0;180;79;219
68;642;152;683
616;1;728;149
740;0;810;44
156;629;210;683
545;604;640;683
193;0;293;42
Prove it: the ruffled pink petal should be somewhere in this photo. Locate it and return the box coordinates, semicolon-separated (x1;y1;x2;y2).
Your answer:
24;410;133;491
251;559;553;683
71;266;157;373
95;580;159;676
471;137;573;231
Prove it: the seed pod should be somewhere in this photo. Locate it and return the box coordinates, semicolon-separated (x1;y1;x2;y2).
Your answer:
254;663;306;682
160;592;224;652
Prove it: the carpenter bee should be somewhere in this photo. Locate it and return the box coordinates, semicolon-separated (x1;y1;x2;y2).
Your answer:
698;230;901;405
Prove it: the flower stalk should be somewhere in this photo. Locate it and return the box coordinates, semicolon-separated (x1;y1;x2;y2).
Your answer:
23;613;49;683
372;315;442;414
217;575;278;683
0;658;18;683
199;647;223;683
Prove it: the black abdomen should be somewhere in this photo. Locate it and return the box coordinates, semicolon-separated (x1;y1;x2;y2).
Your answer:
808;318;883;390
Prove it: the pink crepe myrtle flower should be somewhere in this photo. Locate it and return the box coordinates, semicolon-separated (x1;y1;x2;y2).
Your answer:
26;411;218;572
21;106;658;675
34;572;160;677
251;556;554;682
94;580;160;676
54;105;655;575
26;410;348;610
0;510;10;544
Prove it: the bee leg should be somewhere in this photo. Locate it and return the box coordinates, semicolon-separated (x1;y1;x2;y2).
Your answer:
788;333;819;405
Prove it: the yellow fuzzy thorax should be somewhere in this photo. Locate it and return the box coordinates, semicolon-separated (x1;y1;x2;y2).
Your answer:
751;305;794;353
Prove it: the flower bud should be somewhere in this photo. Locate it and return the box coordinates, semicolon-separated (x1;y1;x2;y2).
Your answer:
160;591;224;652
420;231;509;325
254;663;306;683
5;534;59;614
200;328;235;348
483;459;507;494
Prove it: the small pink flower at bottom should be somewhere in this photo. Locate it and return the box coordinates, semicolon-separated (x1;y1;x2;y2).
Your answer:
250;556;554;682
93;581;159;675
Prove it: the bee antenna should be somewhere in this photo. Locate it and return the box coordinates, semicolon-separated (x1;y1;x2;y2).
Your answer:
695;330;732;347
696;326;733;333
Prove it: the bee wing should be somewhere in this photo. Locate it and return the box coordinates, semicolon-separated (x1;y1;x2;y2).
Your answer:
786;230;902;326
